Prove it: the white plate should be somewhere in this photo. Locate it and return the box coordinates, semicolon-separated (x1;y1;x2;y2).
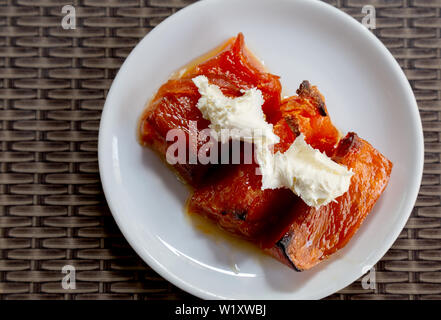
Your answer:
98;0;423;299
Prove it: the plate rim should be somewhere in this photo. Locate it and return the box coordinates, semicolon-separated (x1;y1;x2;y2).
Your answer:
98;0;424;300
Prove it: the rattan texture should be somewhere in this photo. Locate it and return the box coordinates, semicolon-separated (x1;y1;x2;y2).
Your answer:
0;0;439;300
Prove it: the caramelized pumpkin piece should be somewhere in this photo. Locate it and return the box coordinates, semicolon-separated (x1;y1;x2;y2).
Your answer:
140;78;211;184
189;162;298;246
186;33;282;123
140;33;282;187
268;132;393;271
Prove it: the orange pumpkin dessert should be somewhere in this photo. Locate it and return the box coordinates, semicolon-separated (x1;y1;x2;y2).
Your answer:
139;33;392;271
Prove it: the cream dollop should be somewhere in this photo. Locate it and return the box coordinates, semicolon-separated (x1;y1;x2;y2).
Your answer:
263;135;353;207
192;75;279;145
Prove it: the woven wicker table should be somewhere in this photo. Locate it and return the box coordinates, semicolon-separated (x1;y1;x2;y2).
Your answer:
0;0;439;300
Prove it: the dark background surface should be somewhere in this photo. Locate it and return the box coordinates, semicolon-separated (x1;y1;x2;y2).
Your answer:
0;0;440;300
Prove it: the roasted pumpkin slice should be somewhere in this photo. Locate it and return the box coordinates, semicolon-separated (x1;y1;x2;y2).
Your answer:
185;33;282;123
189;162;298;244
268;132;393;271
188;82;341;248
139;33;282;187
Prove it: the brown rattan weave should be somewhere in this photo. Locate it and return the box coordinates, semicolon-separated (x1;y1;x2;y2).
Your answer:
0;0;440;300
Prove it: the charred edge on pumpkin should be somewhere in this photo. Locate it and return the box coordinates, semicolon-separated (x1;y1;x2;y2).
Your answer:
284;115;301;137
296;80;327;117
233;210;247;221
332;132;362;163
276;232;302;272
340;132;361;155
345;132;360;147
316;100;327;117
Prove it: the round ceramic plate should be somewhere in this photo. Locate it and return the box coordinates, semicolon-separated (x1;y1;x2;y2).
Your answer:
98;0;423;299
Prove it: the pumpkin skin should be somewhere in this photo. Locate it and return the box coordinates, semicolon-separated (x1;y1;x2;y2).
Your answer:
268;132;393;270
